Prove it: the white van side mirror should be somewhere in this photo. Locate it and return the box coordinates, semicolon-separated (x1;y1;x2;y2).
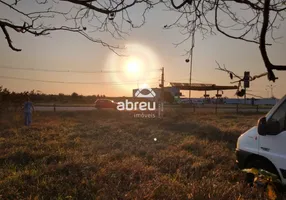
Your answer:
257;117;267;136
257;116;281;135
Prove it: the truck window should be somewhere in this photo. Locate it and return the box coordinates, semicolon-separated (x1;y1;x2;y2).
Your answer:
269;100;286;132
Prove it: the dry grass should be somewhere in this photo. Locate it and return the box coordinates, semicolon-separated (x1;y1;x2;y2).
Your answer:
0;110;280;199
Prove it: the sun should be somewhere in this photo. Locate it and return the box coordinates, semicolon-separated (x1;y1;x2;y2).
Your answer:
126;57;141;74
105;43;160;91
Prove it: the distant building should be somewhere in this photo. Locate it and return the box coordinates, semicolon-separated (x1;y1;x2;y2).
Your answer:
132;87;180;101
224;98;278;105
132;85;278;106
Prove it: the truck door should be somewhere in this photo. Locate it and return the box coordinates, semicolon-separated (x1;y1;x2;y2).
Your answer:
259;98;286;181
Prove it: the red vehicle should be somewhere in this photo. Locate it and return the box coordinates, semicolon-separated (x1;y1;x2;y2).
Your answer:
94;99;118;109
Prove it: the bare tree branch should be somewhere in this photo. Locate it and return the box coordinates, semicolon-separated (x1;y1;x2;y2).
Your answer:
0;25;21;51
0;0;286;82
216;60;269;83
214;0;270;45
0;0;158;52
171;0;190;9
163;0;286;82
215;60;242;80
259;0;286;82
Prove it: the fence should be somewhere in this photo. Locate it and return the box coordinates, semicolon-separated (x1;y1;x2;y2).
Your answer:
176;104;272;114
1;103;273;114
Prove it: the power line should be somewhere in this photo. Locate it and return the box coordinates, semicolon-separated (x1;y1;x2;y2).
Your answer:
166;77;207;83
0;75;159;85
246;93;264;98
0;66;161;74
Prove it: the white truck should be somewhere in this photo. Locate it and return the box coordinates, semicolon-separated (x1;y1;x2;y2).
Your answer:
236;95;286;185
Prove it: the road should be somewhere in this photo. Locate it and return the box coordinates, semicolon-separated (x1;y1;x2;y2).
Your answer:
35;106;95;111
34;106;271;113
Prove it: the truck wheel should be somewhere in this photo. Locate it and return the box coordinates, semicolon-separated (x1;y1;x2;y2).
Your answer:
245;159;279;186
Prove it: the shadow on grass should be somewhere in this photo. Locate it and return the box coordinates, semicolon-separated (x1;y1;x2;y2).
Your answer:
140;118;240;147
0;151;36;167
0;150;66;167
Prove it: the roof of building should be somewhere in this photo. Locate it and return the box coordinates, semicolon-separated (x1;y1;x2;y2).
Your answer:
170;82;238;91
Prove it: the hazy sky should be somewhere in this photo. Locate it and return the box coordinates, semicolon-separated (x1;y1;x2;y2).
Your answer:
0;0;286;98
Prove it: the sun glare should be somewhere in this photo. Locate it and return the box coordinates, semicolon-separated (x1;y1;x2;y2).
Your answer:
126;58;141;74
105;43;160;92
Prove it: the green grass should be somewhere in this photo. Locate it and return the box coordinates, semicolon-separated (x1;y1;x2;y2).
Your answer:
0;110;279;199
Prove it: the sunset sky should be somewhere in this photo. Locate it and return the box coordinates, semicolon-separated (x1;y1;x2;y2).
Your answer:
0;1;286;98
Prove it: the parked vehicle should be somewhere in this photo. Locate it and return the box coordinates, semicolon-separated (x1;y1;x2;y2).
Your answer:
180;98;204;105
94;99;118;109
236;95;286;185
192;99;204;105
180;99;192;104
224;98;278;105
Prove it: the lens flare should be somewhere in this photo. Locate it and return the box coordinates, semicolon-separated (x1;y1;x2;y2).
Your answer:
105;43;160;92
126;57;141;74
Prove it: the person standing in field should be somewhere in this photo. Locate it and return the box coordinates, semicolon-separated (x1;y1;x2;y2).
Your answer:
23;97;35;126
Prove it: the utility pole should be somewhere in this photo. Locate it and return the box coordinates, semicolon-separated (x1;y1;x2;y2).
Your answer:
267;84;275;98
265;88;269;98
159;67;164;118
244;87;247;104
243;71;250;105
137;79;139;89
188;25;195;101
161;67;164;117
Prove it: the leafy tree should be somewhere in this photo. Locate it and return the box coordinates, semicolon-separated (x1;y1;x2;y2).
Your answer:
163;91;175;104
71;92;79;98
58;93;65;101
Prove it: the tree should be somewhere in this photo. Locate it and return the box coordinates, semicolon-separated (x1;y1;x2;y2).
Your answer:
164;91;175;104
163;0;286;82
71;92;79;98
58;93;65;101
1;0;286;81
216;61;269;96
0;0;157;53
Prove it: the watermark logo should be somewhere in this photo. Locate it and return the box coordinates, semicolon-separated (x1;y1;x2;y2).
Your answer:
117;84;160;118
116;100;156;111
135;86;156;98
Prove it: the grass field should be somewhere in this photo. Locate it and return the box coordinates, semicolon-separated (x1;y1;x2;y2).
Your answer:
0;110;279;199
